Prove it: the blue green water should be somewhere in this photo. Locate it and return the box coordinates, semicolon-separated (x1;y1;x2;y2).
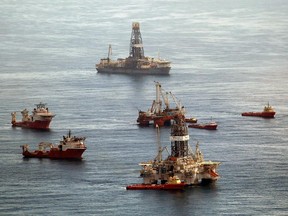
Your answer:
0;0;287;215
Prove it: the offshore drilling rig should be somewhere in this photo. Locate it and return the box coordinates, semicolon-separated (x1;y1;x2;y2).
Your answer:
96;22;171;75
133;115;221;187
137;81;186;127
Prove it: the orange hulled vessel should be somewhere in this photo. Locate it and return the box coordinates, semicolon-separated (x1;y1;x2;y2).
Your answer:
127;115;221;190
137;82;187;127
127;176;186;190
21;130;87;160
185;117;197;123
11;102;55;129
241;103;276;118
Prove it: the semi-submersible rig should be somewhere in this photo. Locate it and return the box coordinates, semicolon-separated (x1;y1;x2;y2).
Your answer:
127;115;221;190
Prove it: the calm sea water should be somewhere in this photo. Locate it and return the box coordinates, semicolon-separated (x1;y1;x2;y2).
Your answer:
0;0;287;215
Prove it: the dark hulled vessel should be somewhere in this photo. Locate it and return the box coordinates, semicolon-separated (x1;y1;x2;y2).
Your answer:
96;22;171;75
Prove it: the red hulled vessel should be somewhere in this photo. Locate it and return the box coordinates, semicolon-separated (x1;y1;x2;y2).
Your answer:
188;121;218;130
11;102;55;129
21;130;86;160
241;103;276;118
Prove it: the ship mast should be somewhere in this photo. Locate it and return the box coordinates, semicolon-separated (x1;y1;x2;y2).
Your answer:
156;125;162;162
107;44;112;61
129;22;144;59
154;81;162;114
170;115;189;157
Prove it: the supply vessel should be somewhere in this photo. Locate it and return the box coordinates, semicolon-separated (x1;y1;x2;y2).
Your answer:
126;176;186;190
126;115;221;190
188;119;218;130
21;130;86;160
11;102;55;130
241;103;276;118
185;117;197;123
137;82;188;127
96;22;171;75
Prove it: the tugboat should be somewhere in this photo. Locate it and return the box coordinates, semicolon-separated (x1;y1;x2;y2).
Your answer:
20;130;86;160
126;176;186;190
137;82;186;127
185;117;198;123
126;115;221;190
241;103;276;118
188;120;218;130
11;102;55;129
96;22;171;75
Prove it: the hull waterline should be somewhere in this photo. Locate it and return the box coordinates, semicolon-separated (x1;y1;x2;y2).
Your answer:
126;183;186;190
97;67;170;75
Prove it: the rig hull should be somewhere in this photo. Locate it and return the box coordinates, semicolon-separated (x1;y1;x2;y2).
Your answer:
97;67;170;75
137;113;175;127
126;183;186;190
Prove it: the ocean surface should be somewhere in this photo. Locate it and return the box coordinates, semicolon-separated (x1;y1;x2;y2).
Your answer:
0;0;287;215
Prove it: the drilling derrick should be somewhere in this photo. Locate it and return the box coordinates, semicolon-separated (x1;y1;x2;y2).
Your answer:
129;22;144;59
170;115;189;158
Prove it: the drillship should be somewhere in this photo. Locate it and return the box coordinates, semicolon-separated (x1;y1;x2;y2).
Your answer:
96;22;171;75
127;115;221;190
